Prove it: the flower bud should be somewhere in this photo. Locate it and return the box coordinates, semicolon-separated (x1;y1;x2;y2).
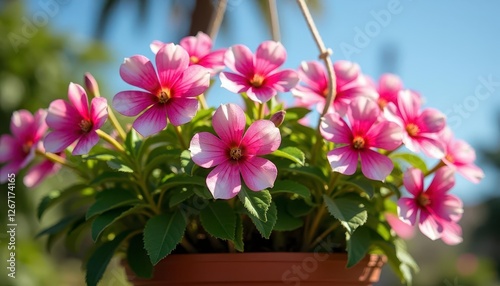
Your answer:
270;110;286;127
84;72;100;98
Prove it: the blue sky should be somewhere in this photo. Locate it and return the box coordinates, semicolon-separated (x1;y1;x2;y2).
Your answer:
27;0;500;204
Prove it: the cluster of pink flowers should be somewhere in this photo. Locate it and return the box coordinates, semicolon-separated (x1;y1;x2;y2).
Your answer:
0;32;484;246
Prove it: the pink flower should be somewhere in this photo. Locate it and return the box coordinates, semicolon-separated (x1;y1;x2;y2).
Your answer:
292;60;377;115
375;73;403;109
385;90;446;158
113;44;210;137
219;41;299;103
189;103;281;199
23;144;63;187
44;83;108;155
151;32;226;76
0;109;59;187
320;97;402;181
392;167;463;245
441;127;484;183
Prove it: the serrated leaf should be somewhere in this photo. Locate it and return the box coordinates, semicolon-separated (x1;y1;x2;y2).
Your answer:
127;234;153;279
200;201;236;241
91;206;132;241
36;215;81;238
85;230;131;286
144;211;187;265
269;180;311;200
323;194;368;234
274;197;303;231
271;147;305;166
341;177;375;198
233;215;244;252
390;153;428;173
168;187;195;207
107;158;134;173
238;188;271;221
346;227;372;267
287;199;314;218
159;175;207;192
86;189;140;219
248;201;277;239
37;184;89;219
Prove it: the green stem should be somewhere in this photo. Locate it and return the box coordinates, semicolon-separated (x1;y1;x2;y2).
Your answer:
424;160;446;177
198;93;209;110
258;102;266;120
309;221;340;250
107;107;127;141
96;129;125;152
35;149;76;170
173;125;188;150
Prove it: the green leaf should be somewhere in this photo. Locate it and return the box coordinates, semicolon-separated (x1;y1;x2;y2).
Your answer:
125;128;142;156
323;194;368;234
238;188;271;221
346;226;372;268
341;177;375;198
280;165;328;184
36;215;81;238
127;234;153;279
168;187;195;207
65;218;92;253
200;201;236;241
180;149;196;175
90;171;130;186
269;180;311;201
271;147;305;166
159;175;207;191
233;215;244;252
86;188;140;219
91;206;132;241
248;201;277;239
85;230;131;286
286;199;314;218
284;107;311;121
144;211;187;265
390;153;428;173
37;184;89;219
273;197;303;231
107;158;134;173
143;154;172;177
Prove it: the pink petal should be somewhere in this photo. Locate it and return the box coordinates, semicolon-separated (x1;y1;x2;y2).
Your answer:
33;109;49;141
456;164;484;184
397;90;421;122
440;222;463;245
219;72;249;94
417;108;446;133
206;162;241;199
133;104;168;137
378;74;402;104
297;61;328;95
24;159;60;187
398;197;418;226
212;104;246;144
241;120;281;155
155;43;190;88
166;98;199;126
224;45;254;77
150;40;165;54
427;166;455;196
254;41;286;76
112;91;157;117
90;97;108;130
418;211;442;241
326;146;358;176
266;69;299;92
385;213;415;239
292;86;325;108
180;31;212;58
365;121;402;150
0;162;23;183
450;139;476;164
240;157;277;191
246;86;276;104
359;149;394;181
334;61;361;86
198;49;226;74
10;110;34;141
73;132;99;155
348;97;379;133
440;194;464;222
403;168;424;197
0;135;16;162
415;135;445;159
46;99;81;130
68;83;90;118
120;55;160;93
320;113;352;144
190;132;228;168
43;130;80;153
172;65;210;98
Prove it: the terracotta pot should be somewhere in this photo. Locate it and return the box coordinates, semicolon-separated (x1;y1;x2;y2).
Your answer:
125;252;386;286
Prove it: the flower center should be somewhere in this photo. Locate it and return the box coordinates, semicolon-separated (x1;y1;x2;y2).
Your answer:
352;136;365;149
190;56;200;64
406;123;420;137
229;147;243;160
378;98;388;109
445;153;455;163
322;88;329;98
23;140;33;154
158;90;170;104
250;74;265;88
417;193;431;207
79;119;93;133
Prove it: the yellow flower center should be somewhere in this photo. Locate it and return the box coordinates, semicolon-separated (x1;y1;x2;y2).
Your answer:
378;98;388;109
406;123;420;137
190;56;200;64
352;136;365;149
158;90;170;104
250;74;265;88
229;147;242;160
79;119;93;133
23;140;33;154
445;153;455;163
417;193;431;207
